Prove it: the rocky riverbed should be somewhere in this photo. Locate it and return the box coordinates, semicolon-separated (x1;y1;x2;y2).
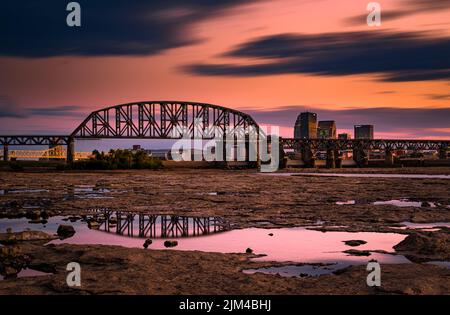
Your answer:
0;168;449;294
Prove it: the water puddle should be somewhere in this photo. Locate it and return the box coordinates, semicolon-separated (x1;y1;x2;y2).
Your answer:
336;200;356;205
243;263;349;278
65;185;122;200
263;173;450;179
389;221;450;230
0;214;409;271
374;199;437;208
0;268;52;281
0;189;49;195
426;261;450;269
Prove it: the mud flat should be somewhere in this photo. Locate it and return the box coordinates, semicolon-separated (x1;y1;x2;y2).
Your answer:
0;168;449;294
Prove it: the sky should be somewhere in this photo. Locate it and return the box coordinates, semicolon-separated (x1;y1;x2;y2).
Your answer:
0;0;449;145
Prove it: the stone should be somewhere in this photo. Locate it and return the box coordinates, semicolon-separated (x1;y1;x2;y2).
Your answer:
26;210;41;220
268;233;274;236
343;240;367;247
0;230;56;244
343;249;371;256
245;248;253;254
88;221;100;230
57;225;76;239
164;240;178;248
143;239;152;249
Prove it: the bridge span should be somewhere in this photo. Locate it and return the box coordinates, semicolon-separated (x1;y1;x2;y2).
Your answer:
0;101;449;168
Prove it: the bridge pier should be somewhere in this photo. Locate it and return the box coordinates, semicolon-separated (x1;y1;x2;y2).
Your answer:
353;148;368;167
335;150;343;168
66;137;75;164
439;147;448;160
279;141;287;169
326;148;336;169
385;150;394;166
3;145;9;162
301;146;316;168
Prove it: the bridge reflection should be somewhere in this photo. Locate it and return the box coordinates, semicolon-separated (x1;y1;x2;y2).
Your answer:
87;209;230;238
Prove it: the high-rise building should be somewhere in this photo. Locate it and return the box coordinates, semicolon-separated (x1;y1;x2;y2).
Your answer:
354;125;374;139
317;121;337;139
338;133;351;140
294;112;317;139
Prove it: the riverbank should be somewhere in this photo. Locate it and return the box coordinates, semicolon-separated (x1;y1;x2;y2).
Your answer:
0;168;449;294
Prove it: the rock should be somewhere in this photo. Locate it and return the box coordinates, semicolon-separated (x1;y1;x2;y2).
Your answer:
164;240;178;248
2;266;19;278
0;230;56;244
268;233;274;236
421;201;431;208
245;248;253;254
0;246;21;257
299;273;308;277
57;225;76;239
25;210;41;220
28;219;48;225
343;249;371;256
393;232;450;261
343;240;367;247
68;216;82;222
143;239;152;249
109;217;118;224
88;221;100;230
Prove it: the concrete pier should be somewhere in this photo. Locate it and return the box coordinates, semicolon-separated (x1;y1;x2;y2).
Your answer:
326;148;336;169
66;137;75;164
302;146;316;168
353;148;368;167
385;150;394;166
3;145;9;162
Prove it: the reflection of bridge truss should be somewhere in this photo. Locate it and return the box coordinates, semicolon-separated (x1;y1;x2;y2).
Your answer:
1;146;91;160
89;209;230;238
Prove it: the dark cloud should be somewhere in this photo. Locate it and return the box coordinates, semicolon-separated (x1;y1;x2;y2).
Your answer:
28;106;85;117
423;93;450;100
345;0;450;25
184;31;450;82
0;96;26;118
0;99;85;118
0;0;256;57
242;106;450;136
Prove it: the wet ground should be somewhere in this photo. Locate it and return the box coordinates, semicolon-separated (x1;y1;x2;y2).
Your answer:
0;168;449;294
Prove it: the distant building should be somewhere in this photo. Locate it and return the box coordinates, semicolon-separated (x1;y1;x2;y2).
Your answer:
354;125;374;139
338;133;351;140
317;121;337;139
294;112;317;139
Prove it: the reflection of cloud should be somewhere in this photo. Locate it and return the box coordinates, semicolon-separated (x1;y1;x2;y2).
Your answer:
345;0;450;25
184;31;450;82
0;0;256;57
241;106;450;138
